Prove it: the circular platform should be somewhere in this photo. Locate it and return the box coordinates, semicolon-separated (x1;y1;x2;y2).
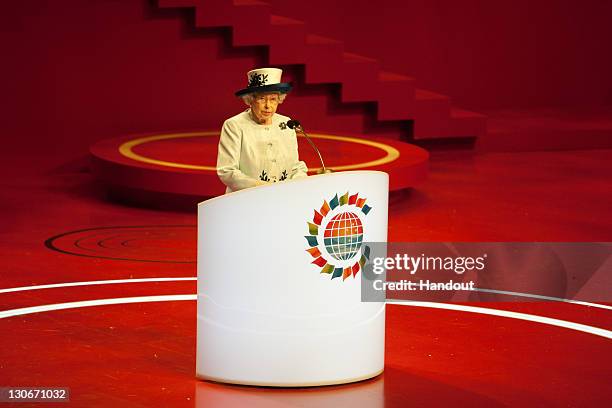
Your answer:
90;130;428;204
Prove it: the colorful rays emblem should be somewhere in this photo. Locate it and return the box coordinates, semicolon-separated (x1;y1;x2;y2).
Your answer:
305;192;372;280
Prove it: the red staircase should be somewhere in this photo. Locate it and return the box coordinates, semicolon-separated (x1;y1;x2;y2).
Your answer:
158;0;486;140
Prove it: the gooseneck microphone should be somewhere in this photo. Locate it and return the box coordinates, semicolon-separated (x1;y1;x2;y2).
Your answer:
285;119;301;129
285;119;333;174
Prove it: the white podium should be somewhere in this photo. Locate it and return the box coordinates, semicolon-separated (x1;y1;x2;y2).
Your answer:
196;171;388;386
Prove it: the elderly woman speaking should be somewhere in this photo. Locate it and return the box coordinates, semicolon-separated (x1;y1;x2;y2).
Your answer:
216;67;308;193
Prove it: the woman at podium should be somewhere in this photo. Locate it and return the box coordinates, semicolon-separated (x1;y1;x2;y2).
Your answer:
216;67;308;193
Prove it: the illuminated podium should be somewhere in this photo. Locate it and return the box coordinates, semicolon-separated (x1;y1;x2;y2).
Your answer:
196;171;388;386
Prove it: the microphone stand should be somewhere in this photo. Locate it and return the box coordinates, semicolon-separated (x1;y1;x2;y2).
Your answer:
294;124;333;174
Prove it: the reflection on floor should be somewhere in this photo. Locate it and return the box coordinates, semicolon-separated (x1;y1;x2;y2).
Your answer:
0;147;610;406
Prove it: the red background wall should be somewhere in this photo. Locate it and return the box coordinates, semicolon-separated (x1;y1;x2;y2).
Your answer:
2;0;611;155
269;0;612;110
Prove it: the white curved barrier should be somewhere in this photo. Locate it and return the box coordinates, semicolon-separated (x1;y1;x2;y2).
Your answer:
197;171;388;386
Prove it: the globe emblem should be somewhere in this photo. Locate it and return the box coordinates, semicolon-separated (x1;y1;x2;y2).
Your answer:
323;211;363;261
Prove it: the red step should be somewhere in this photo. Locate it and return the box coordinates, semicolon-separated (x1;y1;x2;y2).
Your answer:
340;52;380;102
268;15;306;65
156;0;486;141
158;0;200;7
450;108;487;140
377;71;416;121
196;1;272;46
304;34;344;84
413;89;451;139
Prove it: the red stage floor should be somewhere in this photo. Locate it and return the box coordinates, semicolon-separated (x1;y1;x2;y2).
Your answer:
1;148;611;407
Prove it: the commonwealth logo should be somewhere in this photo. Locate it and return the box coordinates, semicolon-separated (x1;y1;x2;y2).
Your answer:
305;192;372;280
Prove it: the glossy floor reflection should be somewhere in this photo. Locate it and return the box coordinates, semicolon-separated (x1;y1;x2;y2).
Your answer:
194;376;385;408
0;149;610;406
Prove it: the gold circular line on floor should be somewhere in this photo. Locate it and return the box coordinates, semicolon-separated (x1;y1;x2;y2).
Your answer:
118;131;400;172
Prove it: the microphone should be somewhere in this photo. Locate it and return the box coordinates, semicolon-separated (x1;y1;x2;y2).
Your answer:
283;119;333;174
286;120;301;129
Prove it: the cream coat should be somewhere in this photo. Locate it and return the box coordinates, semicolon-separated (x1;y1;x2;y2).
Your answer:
217;110;308;193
